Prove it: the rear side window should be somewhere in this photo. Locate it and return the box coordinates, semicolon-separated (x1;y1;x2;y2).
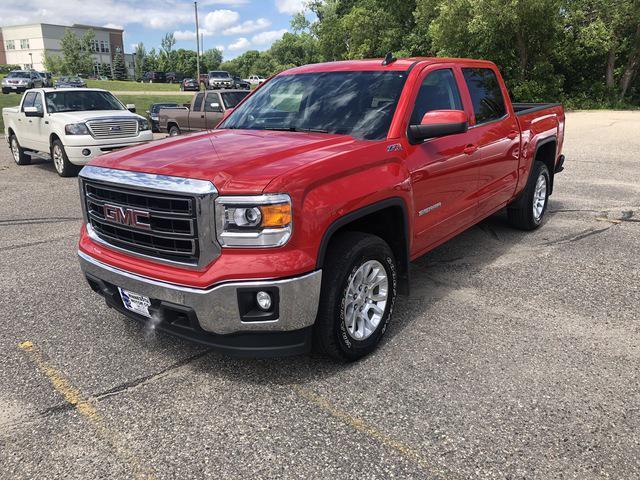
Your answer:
410;69;462;125
193;93;204;111
462;68;506;124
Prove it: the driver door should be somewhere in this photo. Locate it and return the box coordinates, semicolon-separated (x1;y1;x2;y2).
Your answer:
204;92;224;129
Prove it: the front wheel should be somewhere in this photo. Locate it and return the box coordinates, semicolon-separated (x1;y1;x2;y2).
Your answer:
507;161;550;230
314;232;398;361
51;139;80;177
10;135;31;165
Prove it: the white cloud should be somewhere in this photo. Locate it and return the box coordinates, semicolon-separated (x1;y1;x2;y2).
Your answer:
227;37;251;50
200;0;249;5
174;30;198;41
251;29;287;45
216;45;225;52
223;18;271;35
275;0;306;14
203;9;240;31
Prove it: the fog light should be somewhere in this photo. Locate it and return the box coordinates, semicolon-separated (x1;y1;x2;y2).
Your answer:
82;149;91;156
256;291;272;310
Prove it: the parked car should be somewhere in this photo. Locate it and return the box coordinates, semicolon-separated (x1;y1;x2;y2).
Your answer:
146;102;180;132
1;70;44;94
244;74;265;85
3;88;153;177
166;72;186;84
157;89;248;136
232;76;251;90
143;71;166;83
54;76;87;88
38;72;53;87
206;71;233;89
77;57;565;360
179;78;200;92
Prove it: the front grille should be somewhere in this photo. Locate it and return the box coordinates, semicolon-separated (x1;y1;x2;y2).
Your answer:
87;119;138;139
83;180;199;264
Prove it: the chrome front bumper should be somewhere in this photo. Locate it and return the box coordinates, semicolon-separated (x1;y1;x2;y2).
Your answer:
78;250;322;335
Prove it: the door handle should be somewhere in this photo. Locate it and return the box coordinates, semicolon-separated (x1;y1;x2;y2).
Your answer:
507;130;518;140
201;114;205;118
463;144;478;155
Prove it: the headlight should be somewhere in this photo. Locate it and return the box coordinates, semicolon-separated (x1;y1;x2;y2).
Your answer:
215;194;292;247
65;123;90;135
138;118;150;131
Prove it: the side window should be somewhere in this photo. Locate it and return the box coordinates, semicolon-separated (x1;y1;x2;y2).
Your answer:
410;69;462;125
193;93;204;111
22;92;37;110
462;68;507;125
33;93;43;113
205;93;221;112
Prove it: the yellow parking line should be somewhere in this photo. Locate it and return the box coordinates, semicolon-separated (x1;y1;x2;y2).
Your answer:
292;385;447;478
18;341;156;480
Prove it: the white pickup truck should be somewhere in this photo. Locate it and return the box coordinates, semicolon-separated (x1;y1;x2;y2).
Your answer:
3;88;153;177
243;75;265;85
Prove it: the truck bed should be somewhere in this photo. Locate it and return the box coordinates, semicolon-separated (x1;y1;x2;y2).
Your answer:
512;102;563;116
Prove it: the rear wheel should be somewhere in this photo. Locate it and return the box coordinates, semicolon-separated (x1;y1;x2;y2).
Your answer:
314;232;397;361
507;161;550;230
51;139;80;177
10;134;30;165
169;125;181;137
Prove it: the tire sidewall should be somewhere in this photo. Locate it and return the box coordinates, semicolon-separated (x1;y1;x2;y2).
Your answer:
532;164;550;227
10;135;20;164
333;246;397;358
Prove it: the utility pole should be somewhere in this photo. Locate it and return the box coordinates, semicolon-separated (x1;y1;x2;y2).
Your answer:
195;1;200;84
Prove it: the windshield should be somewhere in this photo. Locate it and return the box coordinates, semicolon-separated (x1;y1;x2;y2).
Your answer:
8;72;30;79
220;91;248;109
220;71;407;140
209;71;230;78
45;91;125;113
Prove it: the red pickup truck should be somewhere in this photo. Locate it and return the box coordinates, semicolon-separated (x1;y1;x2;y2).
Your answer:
77;57;565;360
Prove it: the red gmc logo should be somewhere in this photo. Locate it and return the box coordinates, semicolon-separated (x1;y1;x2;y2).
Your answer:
103;204;151;230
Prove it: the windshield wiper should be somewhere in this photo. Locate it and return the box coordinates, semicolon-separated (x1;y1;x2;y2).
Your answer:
263;126;329;133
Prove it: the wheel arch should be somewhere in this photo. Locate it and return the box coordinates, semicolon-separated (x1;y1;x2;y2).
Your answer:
316;197;410;295
532;135;557;195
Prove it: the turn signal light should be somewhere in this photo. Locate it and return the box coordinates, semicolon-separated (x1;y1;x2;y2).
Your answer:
259;204;292;228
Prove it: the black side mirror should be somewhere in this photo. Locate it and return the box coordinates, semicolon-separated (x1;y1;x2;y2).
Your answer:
23;106;44;118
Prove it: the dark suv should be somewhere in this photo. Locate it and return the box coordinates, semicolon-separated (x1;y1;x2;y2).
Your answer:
143;71;166;83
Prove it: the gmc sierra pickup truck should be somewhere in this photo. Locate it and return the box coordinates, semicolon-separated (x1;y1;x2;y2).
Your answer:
77;57;565;360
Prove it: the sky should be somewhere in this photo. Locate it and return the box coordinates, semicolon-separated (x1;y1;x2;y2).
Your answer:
0;0;307;59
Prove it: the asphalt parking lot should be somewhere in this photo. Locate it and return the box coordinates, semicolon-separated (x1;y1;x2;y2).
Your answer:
1;111;639;479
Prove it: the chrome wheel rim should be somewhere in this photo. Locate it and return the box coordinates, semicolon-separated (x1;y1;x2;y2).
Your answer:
11;138;20;163
52;145;64;173
169;128;178;136
533;173;547;221
343;259;388;341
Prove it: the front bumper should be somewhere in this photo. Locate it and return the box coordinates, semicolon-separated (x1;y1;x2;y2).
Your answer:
79;250;322;356
2;85;28;94
64;131;155;164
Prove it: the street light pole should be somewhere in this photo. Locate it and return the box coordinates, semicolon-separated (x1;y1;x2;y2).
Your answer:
29;52;33;69
195;1;200;85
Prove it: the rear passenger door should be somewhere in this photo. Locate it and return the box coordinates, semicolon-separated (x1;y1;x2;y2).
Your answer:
189;93;206;130
461;67;520;217
404;66;480;253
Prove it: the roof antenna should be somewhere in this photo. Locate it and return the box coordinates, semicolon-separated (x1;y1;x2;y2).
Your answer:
381;52;397;66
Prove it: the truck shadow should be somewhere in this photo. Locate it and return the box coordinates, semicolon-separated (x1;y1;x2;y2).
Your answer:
189;207;534;385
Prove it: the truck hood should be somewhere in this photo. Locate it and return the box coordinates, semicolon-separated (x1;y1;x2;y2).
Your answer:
51;110;143;123
89;129;367;193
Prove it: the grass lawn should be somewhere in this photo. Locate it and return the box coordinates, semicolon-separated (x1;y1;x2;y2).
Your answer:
86;79;182;92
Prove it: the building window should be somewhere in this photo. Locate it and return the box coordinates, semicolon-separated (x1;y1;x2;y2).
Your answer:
23;64;31;70
6;40;15;50
20;39;30;49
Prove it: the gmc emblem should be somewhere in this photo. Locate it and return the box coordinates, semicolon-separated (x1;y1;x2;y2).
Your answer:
103;204;151;230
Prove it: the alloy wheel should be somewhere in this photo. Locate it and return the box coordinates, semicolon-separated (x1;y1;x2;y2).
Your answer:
343;259;389;341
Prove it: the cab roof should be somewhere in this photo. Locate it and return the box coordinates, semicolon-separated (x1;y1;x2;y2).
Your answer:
283;57;496;74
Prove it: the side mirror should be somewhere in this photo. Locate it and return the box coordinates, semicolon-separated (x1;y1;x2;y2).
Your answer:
183;103;191;109
409;110;468;143
126;103;136;113
24;106;43;118
210;102;222;112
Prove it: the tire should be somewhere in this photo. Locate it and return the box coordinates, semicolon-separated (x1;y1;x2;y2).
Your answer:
314;232;398;361
168;125;181;137
50;139;80;177
9;134;31;165
507;160;550;230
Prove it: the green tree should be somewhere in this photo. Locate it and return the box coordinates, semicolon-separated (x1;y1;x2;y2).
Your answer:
159;33;176;71
112;47;127;80
43;51;64;74
202;48;223;72
174;49;198;77
60;28;95;75
146;48;159;71
133;43;147;81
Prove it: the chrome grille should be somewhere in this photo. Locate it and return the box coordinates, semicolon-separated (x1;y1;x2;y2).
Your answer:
83;181;198;263
87;118;138;139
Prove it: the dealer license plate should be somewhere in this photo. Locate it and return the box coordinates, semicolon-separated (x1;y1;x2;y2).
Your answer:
118;287;152;318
